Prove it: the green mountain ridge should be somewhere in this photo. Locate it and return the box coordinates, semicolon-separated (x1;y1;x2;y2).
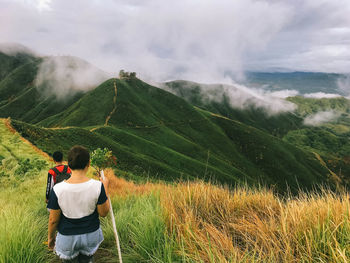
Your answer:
0;50;348;192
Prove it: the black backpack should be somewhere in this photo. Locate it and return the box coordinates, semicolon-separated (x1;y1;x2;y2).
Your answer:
52;165;71;184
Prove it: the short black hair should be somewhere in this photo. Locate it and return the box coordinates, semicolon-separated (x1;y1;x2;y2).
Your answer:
68;145;90;170
52;151;63;162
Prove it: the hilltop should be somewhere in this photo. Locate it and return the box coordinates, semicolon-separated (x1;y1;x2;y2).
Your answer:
0;48;349;192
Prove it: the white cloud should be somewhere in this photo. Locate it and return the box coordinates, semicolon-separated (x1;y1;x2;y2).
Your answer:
337;75;350;96
163;81;297;115
303;92;342;99
269;90;299;99
34;56;110;99
0;42;36;55
1;0;350;83
222;83;297;115
304;111;341;126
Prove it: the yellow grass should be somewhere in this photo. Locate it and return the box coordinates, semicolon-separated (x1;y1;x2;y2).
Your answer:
159;182;350;263
103;166;349;263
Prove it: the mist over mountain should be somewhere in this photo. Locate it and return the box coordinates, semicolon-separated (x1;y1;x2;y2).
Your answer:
0;48;349;192
2;0;350;83
35;56;110;99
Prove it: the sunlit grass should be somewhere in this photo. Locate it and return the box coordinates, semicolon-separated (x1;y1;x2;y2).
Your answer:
1;120;350;263
161;182;350;263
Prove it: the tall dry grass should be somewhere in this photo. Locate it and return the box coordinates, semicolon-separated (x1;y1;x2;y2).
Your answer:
160;182;350;263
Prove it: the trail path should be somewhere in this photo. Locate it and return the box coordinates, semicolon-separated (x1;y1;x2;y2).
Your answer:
105;79;118;126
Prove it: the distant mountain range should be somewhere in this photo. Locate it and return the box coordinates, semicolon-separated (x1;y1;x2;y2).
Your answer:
0;45;349;193
244;71;347;95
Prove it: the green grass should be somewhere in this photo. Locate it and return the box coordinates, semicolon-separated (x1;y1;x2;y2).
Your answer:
5;75;338;193
0;120;52;263
0;120;178;262
0;189;51;263
101;193;180;263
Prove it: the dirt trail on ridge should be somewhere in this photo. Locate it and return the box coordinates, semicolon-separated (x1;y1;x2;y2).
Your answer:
104;79;118;126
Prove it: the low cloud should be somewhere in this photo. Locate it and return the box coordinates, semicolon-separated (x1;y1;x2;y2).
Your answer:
163;81;297;115
303;92;342;99
221;84;297;115
0;42;36;56
269;89;299;99
337;75;350;97
34;56;110;99
4;0;350;82
303;111;341;126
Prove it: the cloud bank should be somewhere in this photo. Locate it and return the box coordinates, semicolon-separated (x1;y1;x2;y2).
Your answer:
34;56;110;98
337;75;350;97
0;42;36;56
303;111;341;126
221;84;297;115
1;0;350;83
303;92;342;99
163;81;297;115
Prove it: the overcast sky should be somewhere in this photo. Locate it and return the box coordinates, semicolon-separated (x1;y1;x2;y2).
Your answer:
1;0;350;82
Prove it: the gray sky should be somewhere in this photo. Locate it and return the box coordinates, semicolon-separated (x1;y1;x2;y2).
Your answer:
1;0;350;82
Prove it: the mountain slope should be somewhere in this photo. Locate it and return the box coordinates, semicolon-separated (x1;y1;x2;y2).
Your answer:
164;80;304;137
0;50;345;192
7;77;335;192
0;55;95;123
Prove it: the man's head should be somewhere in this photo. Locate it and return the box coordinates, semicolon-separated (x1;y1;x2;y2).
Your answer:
68;145;90;170
52;151;63;163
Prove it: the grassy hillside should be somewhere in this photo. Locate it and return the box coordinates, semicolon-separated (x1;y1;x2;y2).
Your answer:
287;96;350;116
0;50;347;192
0;51;36;80
283;97;350;157
1;120;349;262
164;80;304;137
0;54;89;123
9;76;334;193
0;118;52;262
164;80;350;184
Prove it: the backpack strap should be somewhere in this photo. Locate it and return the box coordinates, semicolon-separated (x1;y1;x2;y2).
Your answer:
62;165;68;174
51;166;61;176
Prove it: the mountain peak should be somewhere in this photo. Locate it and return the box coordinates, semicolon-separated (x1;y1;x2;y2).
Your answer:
0;42;37;56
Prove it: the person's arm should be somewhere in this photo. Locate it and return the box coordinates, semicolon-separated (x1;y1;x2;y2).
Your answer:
97;178;110;217
45;172;52;203
48;209;61;249
97;201;110;217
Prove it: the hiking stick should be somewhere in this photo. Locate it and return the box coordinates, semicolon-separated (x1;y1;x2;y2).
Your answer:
101;170;123;263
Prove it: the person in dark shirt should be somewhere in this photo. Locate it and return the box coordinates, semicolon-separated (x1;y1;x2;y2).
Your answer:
46;151;72;203
47;145;110;262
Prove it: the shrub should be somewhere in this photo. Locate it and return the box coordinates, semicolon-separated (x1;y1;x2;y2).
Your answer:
14;158;47;176
91;148;117;175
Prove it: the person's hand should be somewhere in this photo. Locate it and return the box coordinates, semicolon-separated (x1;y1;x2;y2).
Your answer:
48;237;55;250
45;199;49;204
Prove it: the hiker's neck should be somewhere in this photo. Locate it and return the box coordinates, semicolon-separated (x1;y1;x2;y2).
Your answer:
70;167;89;179
55;161;63;165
